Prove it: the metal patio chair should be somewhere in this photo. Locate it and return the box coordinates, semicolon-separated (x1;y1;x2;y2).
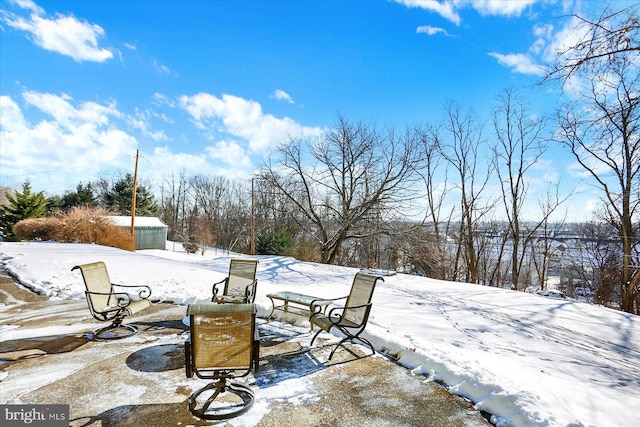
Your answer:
309;272;383;360
184;303;260;420
72;261;152;339
212;259;258;303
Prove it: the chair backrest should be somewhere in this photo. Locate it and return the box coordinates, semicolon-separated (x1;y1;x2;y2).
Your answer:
226;259;258;295
73;261;114;312
187;303;256;376
343;272;382;326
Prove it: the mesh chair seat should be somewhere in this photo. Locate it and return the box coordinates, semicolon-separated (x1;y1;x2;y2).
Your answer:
212;259;259;304
310;315;360;332
213;294;250;304
185;303;260;420
309;272;383;360
72;261;152;340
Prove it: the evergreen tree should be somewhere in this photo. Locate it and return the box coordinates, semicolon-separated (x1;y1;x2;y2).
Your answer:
256;228;293;255
101;174;158;216
45;195;63;214
0;181;48;241
61;182;97;210
256;229;278;255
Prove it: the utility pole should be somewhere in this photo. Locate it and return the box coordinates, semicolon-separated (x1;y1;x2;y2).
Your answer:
131;150;139;237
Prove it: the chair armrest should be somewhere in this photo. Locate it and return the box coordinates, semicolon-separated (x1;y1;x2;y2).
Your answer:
211;277;228;298
112;283;152;300
244;279;258;303
324;302;372;326
85;290;134;311
310;295;346;315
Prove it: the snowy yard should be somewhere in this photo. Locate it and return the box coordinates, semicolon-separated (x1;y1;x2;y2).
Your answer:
1;241;639;427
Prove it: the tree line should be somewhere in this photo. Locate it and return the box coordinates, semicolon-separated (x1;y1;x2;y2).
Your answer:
1;4;638;313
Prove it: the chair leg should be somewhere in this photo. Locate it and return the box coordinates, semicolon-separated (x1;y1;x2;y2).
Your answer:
185;341;193;378
310;328;323;346
188;379;254;420
93;321;138;340
327;328;376;360
328;336;350;360
252;340;260;374
354;335;376;356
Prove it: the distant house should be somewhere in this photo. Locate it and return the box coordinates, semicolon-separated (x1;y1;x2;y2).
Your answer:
109;216;168;250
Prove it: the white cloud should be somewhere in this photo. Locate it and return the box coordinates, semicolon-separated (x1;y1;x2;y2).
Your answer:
469;0;538;17
129;108;170;142
2;1;113;62
22;90;119;127
179;92;321;156
152;58;173;75
584;198;598;214
152;93;176;108
531;158;560;185
0;95;28;132
397;0;573;78
529;23;553;56
396;0;461;25
272;89;295;103
9;0;44;15
566;146;617;179
488;52;545;76
487;10;609;84
485;13;594;80
0;89;317;193
397;0;539;25
543;15;590;64
417;25;449;36
0;91;136;192
145;146;253;182
144;146;215;179
205;140;252;167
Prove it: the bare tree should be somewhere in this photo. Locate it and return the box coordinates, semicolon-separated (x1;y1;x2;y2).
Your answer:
159;170;192;241
403;226;448;277
190;175;248;253
438;102;495;283
261;116;423;265
546;6;640;84
530;189;568;291
414;124;455;280
569;221;621;306
252;175;306;257
492;89;548;290
547;4;640;313
478;220;509;287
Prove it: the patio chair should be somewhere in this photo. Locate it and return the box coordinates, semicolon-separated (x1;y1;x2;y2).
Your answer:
212;259;258;304
184;303;260;420
72;261;152;339
309;272;383;360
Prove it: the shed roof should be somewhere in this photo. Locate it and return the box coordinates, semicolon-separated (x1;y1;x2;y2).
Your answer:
108;216;167;228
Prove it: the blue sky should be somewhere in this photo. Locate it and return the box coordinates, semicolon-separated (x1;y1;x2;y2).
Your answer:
0;0;625;221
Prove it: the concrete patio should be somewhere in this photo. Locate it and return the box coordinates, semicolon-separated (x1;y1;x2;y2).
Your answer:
0;275;491;426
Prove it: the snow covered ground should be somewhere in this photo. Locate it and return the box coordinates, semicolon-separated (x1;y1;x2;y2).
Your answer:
1;241;639;427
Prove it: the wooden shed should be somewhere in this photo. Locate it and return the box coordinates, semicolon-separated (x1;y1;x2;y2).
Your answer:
109;216;168;250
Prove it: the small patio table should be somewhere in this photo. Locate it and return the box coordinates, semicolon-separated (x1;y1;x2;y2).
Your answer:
266;291;331;326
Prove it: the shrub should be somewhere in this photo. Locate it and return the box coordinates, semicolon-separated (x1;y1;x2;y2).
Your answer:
183;242;199;254
12;217;61;241
59;207;136;251
12;207;135;251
